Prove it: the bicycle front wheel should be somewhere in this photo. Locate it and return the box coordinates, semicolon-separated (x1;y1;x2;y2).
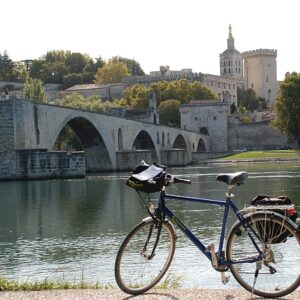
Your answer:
226;212;300;298
115;218;176;295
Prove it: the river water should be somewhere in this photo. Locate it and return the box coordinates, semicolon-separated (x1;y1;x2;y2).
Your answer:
0;162;299;288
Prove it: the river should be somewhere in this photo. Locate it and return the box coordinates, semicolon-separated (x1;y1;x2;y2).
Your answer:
0;161;299;288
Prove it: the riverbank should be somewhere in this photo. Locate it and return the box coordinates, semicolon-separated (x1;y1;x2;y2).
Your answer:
206;157;300;164
0;288;299;300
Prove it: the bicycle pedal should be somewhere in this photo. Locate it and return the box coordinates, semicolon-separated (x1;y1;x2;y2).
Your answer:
221;272;230;285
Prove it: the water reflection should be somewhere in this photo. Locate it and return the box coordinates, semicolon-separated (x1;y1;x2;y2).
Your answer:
0;162;299;287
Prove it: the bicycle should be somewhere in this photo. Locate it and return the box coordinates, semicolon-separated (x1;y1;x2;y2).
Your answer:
114;163;300;298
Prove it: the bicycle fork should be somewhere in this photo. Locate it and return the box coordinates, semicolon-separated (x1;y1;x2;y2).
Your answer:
141;222;162;260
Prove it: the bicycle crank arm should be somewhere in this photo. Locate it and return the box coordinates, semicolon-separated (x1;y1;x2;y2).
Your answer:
206;244;218;268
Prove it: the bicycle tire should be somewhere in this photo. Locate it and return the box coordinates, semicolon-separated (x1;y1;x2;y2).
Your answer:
226;212;300;298
115;217;176;295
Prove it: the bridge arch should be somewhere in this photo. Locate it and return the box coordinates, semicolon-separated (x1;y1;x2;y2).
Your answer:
54;117;113;172
173;134;188;149
132;130;158;162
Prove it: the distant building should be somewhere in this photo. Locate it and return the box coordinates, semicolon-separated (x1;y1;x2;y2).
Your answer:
180;100;229;152
64;83;125;100
243;49;278;104
219;25;278;104
220;24;244;81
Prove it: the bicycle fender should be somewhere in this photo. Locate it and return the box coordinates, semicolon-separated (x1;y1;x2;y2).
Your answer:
142;216;176;233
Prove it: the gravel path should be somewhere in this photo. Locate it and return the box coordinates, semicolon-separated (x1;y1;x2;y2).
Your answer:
0;289;299;300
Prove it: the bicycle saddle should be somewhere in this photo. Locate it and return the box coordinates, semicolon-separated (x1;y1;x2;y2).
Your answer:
216;171;248;186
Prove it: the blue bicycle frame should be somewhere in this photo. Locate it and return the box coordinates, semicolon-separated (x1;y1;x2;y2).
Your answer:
158;190;263;267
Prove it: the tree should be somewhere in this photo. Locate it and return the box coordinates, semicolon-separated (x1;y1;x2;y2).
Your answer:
24;78;47;103
53;92;120;113
94;61;129;83
29;50;95;84
63;73;83;88
83;56;105;83
65;52;89;74
110;56;145;76
122;84;151;109
121;79;216;111
272;72;300;146
0;50;15;81
158;99;181;126
237;87;266;112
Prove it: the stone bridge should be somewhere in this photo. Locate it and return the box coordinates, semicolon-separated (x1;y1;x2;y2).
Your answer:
0;99;210;173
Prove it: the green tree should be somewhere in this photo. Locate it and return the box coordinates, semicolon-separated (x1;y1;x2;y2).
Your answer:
65;52;89;74
82;57;105;83
94;61;129;83
29;50;94;84
272;72;300;146
24;78;47;103
237;87;267;112
158;99;181;126
63;73;83;88
122;84;151;109
0;50;15;81
110;56;145;76
122;79;216;110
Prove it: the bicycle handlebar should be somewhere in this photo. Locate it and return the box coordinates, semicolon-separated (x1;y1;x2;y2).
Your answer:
165;174;191;185
174;177;192;184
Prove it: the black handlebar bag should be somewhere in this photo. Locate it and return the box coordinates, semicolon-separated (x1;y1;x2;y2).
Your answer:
126;163;166;194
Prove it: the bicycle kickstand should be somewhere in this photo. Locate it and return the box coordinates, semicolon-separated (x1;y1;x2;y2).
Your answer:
251;261;262;299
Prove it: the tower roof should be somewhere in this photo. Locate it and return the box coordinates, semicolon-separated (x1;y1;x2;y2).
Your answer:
221;24;241;55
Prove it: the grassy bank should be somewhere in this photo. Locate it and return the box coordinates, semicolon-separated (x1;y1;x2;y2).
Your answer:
0;277;108;291
0;274;183;291
220;150;300;160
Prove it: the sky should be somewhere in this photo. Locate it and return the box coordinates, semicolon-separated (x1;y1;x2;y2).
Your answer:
1;0;300;81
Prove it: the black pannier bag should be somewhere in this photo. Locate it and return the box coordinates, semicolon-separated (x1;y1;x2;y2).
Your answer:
250;195;298;243
126;162;167;194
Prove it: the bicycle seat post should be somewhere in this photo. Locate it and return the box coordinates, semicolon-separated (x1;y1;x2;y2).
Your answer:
226;185;236;199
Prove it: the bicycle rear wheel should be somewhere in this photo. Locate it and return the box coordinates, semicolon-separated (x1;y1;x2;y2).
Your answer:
226;212;300;298
115;218;176;295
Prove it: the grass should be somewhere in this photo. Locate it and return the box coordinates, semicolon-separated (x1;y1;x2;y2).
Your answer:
0;277;112;291
0;273;184;291
220;150;300;160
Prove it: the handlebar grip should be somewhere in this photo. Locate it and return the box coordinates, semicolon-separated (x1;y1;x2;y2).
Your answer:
174;177;192;184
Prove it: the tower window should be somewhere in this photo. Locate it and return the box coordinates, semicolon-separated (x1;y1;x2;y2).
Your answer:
266;76;269;82
224;68;226;73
